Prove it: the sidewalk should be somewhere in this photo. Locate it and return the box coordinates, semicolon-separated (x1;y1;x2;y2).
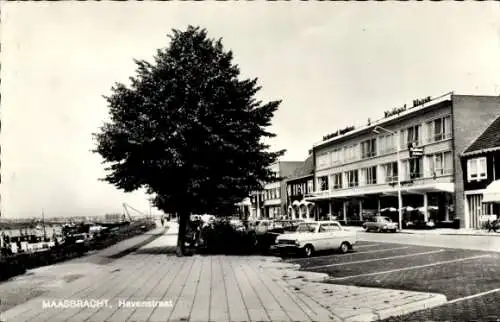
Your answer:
0;226;167;314
2;222;447;322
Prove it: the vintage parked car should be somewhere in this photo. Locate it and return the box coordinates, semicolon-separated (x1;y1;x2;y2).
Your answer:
254;220;279;235
362;216;398;232
274;221;356;257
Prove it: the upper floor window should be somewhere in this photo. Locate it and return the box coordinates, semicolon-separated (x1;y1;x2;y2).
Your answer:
361;138;377;159
332;173;343;190
331;148;342;165
383;162;398;183
345;170;359;188
403;157;423;180
344;144;359;162
317;176;329;191
379;134;396;154
428;151;453;176
276;187;281;199
316;153;330;169
400;124;422;149
427;115;452;143
467;157;487;182
363;166;377;185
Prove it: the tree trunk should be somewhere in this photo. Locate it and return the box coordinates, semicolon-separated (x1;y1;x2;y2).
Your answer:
176;210;189;257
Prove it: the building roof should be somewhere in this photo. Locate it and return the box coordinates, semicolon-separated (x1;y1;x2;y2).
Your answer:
463;115;500;156
287;154;314;181
313;92;454;149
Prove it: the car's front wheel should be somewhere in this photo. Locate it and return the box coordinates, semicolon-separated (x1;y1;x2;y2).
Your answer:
303;244;314;257
339;242;350;254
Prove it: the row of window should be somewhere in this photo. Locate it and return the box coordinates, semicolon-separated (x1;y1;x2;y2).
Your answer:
264;187;281;200
317;115;452;169
287;180;314;197
316;151;453;191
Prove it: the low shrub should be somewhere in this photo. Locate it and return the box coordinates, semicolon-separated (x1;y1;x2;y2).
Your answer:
199;220;257;254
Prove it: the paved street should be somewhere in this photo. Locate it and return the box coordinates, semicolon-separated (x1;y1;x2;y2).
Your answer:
355;229;500;253
2;223;448;322
287;238;500;321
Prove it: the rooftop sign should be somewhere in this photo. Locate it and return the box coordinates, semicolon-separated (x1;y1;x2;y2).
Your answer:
314;92;453;148
384;96;432;118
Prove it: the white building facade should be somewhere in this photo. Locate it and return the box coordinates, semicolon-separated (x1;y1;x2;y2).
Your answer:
306;93;500;228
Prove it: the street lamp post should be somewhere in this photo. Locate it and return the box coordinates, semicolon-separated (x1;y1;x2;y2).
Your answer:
374;126;403;231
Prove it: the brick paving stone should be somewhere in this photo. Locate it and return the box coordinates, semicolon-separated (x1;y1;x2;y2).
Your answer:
63;255;159;322
3;236;458;322
167;256;203;321
325;252;500;301
35;259;140;321
4;256;150;322
262;264;341;321
219;255;250;322
250;261;311;322
189;256;212;322
95;255;170;322
147;257;195;322
209;256;229;322
382;291;500;322
126;256;184;322
240;259;291;321
230;257;271;322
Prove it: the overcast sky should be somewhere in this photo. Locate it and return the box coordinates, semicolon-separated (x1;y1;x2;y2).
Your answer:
1;2;499;218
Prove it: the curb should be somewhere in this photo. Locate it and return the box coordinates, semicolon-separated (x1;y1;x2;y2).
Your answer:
374;293;448;321
277;257;448;321
441;233;500;237
400;231;500;237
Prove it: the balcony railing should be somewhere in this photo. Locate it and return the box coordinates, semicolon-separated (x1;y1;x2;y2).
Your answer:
427;132;452;144
433;168;453;176
361;151;377;159
379;146;396;155
401;139;422;149
385;175;399;183
365;179;377;185
347;181;359;188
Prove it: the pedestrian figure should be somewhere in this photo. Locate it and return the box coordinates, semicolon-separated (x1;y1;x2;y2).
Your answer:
160;217;165;227
488;219;497;233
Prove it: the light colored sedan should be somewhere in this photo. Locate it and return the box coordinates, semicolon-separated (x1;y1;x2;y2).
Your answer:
275;221;356;257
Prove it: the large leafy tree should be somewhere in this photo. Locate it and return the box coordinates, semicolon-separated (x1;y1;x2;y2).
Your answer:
94;26;284;255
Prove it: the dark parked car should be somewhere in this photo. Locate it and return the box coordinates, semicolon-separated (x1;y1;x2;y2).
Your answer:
363;216;398;232
256;220;303;252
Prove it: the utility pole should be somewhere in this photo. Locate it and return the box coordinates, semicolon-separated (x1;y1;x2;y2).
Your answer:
42;208;47;241
149;198;153;221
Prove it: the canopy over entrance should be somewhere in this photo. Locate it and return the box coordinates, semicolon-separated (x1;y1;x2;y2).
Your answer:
482;180;500;203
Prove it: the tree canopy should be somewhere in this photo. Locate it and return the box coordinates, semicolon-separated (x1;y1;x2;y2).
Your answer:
93;25;284;218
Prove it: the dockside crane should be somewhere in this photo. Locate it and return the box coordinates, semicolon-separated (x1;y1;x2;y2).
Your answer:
122;203;148;222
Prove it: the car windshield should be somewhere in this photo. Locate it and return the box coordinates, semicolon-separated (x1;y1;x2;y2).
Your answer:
296;223;317;233
382;217;392;222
